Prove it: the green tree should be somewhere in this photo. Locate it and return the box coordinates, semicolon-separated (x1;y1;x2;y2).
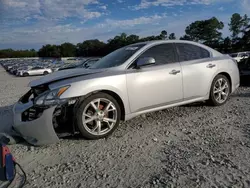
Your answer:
38;44;61;57
60;43;76;57
180;35;192;41
241;25;250;50
229;13;250;51
107;33;130;52
159;30;168;40
223;37;232;53
229;13;243;41
183;17;224;46
77;40;106;57
241;14;250;33
169;33;176;40
0;49;37;58
126;34;140;44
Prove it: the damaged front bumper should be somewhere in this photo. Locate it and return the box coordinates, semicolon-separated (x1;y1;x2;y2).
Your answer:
13;88;59;146
13;100;60;146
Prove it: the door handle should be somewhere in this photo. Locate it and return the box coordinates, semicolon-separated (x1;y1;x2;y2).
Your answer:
207;64;216;68
169;70;181;75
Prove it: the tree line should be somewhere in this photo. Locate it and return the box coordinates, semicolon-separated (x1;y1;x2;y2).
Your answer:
0;49;37;58
0;13;250;58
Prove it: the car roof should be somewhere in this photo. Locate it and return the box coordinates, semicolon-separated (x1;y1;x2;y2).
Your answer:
128;40;222;57
128;40;206;46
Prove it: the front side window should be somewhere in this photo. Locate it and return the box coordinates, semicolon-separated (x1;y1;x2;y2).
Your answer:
137;43;177;65
90;44;146;69
32;67;41;70
176;43;210;62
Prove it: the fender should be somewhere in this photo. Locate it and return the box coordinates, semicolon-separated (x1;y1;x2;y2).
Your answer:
49;74;131;115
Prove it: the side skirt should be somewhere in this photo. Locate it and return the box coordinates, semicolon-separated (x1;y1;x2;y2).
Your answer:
125;97;208;121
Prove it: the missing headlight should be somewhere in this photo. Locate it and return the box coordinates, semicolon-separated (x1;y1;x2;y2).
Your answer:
21;107;44;121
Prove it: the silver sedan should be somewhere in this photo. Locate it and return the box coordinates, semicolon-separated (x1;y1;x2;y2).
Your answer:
18;66;52;76
13;40;240;145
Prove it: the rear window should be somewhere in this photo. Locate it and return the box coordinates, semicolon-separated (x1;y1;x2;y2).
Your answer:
176;43;210;62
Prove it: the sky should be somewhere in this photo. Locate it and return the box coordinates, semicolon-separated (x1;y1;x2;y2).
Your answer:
0;0;249;50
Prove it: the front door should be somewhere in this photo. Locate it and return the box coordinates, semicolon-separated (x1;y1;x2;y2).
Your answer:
126;43;183;113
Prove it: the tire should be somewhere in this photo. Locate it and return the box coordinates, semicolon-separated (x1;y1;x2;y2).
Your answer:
23;72;29;77
75;92;121;139
208;74;231;106
43;71;49;75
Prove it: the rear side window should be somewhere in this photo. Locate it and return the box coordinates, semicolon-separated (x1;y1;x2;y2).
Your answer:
139;43;177;65
176;43;210;62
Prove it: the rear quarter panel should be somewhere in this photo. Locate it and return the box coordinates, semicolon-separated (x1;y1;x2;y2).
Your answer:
207;57;240;95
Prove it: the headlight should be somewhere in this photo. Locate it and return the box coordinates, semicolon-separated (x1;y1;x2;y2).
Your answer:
34;86;70;106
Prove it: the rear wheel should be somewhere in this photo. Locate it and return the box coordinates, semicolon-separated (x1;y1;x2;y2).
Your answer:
43;71;49;75
208;74;231;106
23;72;29;77
75;93;121;139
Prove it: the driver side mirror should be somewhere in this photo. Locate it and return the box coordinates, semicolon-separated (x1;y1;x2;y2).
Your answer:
136;57;156;69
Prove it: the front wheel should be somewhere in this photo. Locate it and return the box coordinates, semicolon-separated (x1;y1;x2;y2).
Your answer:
208;74;231;106
75;92;121;139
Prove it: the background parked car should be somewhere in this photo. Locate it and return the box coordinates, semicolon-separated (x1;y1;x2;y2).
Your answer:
230;51;250;62
238;57;250;76
58;58;101;71
20;66;52;76
16;66;32;76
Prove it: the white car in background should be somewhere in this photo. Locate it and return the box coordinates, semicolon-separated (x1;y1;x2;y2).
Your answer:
230;51;250;62
18;66;52;76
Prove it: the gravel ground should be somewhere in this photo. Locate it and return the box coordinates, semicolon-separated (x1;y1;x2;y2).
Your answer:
0;66;250;188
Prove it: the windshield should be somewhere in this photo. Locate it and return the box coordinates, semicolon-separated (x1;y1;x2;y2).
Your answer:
90;44;146;69
62;60;85;68
71;61;85;66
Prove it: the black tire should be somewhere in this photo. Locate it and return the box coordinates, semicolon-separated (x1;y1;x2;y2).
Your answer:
43;71;49;75
75;92;121;139
208;74;231;106
23;72;29;77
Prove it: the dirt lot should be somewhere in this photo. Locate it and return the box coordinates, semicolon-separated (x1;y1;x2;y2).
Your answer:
0;67;250;188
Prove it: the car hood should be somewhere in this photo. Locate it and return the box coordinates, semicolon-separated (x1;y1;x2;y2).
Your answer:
28;68;106;87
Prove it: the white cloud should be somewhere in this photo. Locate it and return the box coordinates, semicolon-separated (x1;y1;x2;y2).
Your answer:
1;0;41;21
241;0;250;12
0;0;246;50
98;14;167;28
0;14;167;46
100;5;107;10
132;0;233;10
1;0;104;22
218;7;224;11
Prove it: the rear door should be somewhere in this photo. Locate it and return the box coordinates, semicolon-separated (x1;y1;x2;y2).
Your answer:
175;42;218;99
30;67;43;75
126;43;183;113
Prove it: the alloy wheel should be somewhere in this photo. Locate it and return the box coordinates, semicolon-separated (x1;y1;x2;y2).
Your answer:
213;78;229;103
82;98;117;136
